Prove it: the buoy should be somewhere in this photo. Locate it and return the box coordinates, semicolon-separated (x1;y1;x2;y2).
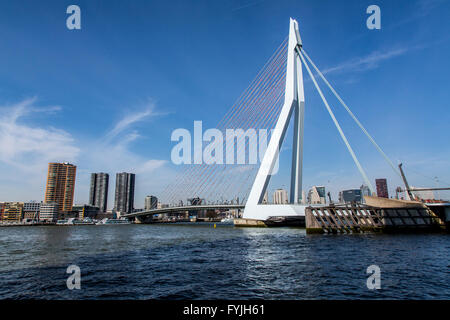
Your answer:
214;223;216;228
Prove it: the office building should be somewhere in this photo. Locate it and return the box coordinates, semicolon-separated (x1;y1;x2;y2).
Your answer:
375;179;388;198
273;189;288;204
339;189;362;203
145;195;158;211
23;201;41;221
72;204;100;219
114;172;135;214
39;203;59;222
89;173;109;212
308;186;326;204
44;162;77;214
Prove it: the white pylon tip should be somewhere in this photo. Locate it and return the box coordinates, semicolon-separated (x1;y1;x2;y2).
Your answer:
290;18;302;47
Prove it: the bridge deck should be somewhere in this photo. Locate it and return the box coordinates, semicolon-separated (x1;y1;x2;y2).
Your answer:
123;204;245;218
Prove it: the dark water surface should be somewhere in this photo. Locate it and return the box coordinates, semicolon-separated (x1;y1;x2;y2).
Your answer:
0;223;448;299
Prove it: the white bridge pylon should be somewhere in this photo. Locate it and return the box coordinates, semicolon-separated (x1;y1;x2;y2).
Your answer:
243;18;307;220
243;18;397;221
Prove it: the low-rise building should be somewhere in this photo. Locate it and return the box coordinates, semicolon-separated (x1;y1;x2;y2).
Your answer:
339;189;362;203
39;203;59;222
3;202;24;222
23;201;41;221
0;202;5;221
72;204;100;219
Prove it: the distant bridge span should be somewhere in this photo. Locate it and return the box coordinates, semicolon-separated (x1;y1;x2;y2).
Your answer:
123;204;245;219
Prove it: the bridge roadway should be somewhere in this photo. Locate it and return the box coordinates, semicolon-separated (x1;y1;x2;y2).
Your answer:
123;204;245;218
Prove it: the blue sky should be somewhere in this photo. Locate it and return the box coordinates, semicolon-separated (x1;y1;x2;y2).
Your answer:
0;0;449;208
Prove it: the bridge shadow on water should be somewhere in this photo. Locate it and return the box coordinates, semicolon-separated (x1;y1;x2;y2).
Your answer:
0;224;448;299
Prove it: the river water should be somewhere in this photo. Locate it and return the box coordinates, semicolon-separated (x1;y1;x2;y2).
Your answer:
0;223;448;299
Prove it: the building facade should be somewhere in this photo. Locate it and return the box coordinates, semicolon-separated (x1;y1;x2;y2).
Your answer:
114;172;135;214
72;204;100;219
23;201;41;221
2;202;24;222
273;189;288;204
89;173;109;212
375;178;389;198
39;203;59;222
0;202;5;221
145;195;158;211
339;189;362;203
44;162;77;214
308;186;326;204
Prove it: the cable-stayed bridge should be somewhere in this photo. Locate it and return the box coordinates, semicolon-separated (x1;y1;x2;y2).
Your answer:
125;18;402;223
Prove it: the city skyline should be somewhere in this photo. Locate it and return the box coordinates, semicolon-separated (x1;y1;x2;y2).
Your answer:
0;1;450;207
0;159;442;211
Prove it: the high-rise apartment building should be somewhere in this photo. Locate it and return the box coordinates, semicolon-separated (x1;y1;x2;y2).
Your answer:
89;173;109;212
44;162;76;214
145;195;158;211
375;178;388;198
273;189;288;204
114;172;135;214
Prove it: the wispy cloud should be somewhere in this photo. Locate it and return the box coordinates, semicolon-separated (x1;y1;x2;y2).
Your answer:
318;35;450;77
321;47;408;75
231;0;265;12
106;108;154;140
0;98;79;172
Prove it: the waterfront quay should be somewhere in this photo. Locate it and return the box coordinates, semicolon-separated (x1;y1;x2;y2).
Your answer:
0;221;56;227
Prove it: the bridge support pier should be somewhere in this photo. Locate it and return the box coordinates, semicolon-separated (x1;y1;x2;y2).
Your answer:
234;218;268;227
134;215;153;224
